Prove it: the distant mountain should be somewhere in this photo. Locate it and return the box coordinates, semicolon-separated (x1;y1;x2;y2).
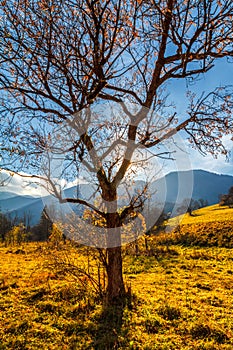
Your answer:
155;170;233;204
0;170;232;226
0;184;97;226
189;170;233;203
0;192;20;200
148;170;233;217
0;193;39;212
0;193;44;226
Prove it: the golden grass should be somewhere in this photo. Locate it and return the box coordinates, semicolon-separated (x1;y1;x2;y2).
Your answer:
0;239;233;349
169;204;233;226
159;205;233;248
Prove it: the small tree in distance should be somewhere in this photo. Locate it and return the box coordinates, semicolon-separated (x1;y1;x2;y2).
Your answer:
1;0;233;302
0;212;13;243
177;198;208;216
220;186;233;207
48;223;64;248
5;223;27;246
32;206;53;241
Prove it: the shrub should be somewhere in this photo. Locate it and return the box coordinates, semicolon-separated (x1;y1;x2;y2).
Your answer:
157;304;181;321
5;223;28;246
190;322;228;344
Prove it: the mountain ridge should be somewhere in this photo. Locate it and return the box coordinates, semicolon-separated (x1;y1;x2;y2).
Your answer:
1;169;232;226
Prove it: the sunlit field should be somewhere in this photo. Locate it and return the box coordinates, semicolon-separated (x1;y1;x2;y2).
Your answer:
173;205;233;225
0;205;233;349
160;205;233;248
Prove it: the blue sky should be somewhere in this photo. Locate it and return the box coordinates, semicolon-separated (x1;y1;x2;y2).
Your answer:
167;58;233;176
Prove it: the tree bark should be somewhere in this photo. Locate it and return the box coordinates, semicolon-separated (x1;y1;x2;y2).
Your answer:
104;192;126;302
106;245;125;301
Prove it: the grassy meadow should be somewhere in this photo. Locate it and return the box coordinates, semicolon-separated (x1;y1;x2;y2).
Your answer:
0;205;233;349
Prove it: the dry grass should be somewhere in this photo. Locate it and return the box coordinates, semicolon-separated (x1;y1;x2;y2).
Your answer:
157;205;233;247
0;240;232;349
0;205;233;349
167;204;233;226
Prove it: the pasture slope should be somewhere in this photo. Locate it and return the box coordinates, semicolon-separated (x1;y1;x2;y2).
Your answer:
161;204;233;248
0;204;233;349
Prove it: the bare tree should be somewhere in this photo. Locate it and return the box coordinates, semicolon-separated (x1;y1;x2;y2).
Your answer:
1;0;233;301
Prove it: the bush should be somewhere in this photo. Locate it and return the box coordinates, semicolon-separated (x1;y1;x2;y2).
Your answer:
5;223;28;246
220;186;233;206
48;223;64;247
157;304;181;321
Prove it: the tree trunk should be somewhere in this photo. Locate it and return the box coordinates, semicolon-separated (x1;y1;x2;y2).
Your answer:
106;245;125;301
104;192;126;302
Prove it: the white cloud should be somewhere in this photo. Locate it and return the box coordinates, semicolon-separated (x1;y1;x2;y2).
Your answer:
0;169;89;197
0;169;48;197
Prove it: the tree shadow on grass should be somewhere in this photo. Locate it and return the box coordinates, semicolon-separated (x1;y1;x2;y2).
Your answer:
88;296;131;350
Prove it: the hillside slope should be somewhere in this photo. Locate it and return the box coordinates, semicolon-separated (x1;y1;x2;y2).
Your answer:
179;204;233;225
160;205;233;248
